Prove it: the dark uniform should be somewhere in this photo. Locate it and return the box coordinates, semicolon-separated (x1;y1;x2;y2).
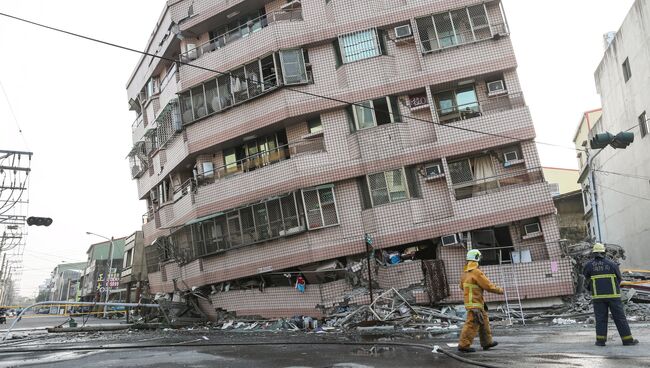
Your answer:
583;254;637;346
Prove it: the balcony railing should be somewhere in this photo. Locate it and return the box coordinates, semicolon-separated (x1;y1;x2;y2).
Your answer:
452;167;544;200
131;114;144;134
434;91;525;124
179;8;304;63
196;136;325;186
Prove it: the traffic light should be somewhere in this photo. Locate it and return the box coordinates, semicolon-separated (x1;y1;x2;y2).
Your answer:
590;133;614;149
27;217;53;226
590;131;634;150
610;132;635;149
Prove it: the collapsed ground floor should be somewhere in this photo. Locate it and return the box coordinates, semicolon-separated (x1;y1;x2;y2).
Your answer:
147;215;575;319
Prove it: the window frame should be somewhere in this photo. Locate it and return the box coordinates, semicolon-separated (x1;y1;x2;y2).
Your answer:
301;185;340;230
338;28;383;64
351;96;399;130
279;49;308;85
622;57;632;82
365;168;411;207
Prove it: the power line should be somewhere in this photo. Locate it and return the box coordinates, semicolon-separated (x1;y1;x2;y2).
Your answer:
0;11;584;154
597;183;650;202
0;79;29;149
594;169;650;181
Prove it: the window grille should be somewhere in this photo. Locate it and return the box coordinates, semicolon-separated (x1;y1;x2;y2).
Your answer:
301;186;340;230
338;28;382;63
416;4;501;54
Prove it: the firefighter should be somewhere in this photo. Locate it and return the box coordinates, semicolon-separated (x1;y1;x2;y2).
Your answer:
583;243;639;346
458;249;504;353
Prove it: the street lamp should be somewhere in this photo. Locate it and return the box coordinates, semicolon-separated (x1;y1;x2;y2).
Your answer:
86;231;114;318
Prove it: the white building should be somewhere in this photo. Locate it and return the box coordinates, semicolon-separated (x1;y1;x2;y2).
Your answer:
590;0;650;269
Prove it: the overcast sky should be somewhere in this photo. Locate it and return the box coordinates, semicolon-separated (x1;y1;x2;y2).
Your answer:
0;0;635;297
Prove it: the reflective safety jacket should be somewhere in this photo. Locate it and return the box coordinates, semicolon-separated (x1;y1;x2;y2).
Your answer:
460;261;504;310
583;255;622;300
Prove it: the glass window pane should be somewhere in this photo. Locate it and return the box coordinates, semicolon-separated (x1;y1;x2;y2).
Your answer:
191;86;207;119
260;54;277;90
180;92;193;123
449;160;473;184
354;101;375;129
246;61;262;97
281;194;299;230
204;80;219;114
468;5;491;40
267;199;282;238
340;29;380;63
303;189;323;229
253;203;269;240
217;75;233;108
434;13;456;48
416;16;438;52
373;97;392;125
456;86;479;113
386;169;407;202
319;188;338;226
240;207;256;244
436;91;456;115
451;9;472;43
280;49;307;85
231;67;248;104
226;212;242;247
308;116;323;133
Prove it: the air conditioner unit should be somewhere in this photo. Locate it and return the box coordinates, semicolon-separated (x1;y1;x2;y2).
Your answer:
149;190;158;202
487;80;506;96
425;163;442;177
394;25;413;39
441;234;459;246
524;223;541;236
504;150;519;162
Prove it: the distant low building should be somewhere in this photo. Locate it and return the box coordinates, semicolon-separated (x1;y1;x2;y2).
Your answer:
553;190;587;244
120;231;148;303
48;262;86;311
543;167;580;197
79;238;126;302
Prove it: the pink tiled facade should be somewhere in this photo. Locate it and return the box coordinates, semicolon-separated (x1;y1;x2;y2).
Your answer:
127;0;574;318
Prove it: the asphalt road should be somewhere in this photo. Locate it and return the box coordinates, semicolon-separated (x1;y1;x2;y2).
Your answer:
0;314;121;331
0;322;649;367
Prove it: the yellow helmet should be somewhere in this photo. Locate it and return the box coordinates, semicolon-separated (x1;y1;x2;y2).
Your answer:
592;243;606;253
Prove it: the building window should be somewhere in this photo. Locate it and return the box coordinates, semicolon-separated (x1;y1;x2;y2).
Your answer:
350;96;400;130
279;49;308;85
416;4;493;53
361;168;418;207
180;50;311;124
622;57;632;82
448;156;499;199
434;86;480;122
301;186;340;229
308;116;323;134
639;111;647;138
337;28;385;64
124;249;133;268
549;183;560;197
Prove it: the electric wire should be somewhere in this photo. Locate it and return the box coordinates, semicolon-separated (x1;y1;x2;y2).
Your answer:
594;169;650;181
596;183;650;202
0;11;582;154
0;79;29;150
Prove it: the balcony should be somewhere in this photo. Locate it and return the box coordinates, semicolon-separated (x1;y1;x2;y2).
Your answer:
196;137;325;186
131;114;145;144
179;8;304;64
415;2;509;54
158;64;179;110
451;167;545;200
434;91;525;124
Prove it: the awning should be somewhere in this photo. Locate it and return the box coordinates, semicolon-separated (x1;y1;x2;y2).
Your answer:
185;212;223;226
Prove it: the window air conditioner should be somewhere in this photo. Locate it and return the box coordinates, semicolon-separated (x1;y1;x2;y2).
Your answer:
524;223;541;236
504;151;519;162
149;190;158;202
394;25;413;39
487;80;506;96
186;44;198;60
425;163;442;177
441;234;459;246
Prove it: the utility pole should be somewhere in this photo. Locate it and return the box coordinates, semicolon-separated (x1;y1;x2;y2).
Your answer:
364;233;374;304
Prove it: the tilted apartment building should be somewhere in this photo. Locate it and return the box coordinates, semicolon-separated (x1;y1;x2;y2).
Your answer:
126;0;574;318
